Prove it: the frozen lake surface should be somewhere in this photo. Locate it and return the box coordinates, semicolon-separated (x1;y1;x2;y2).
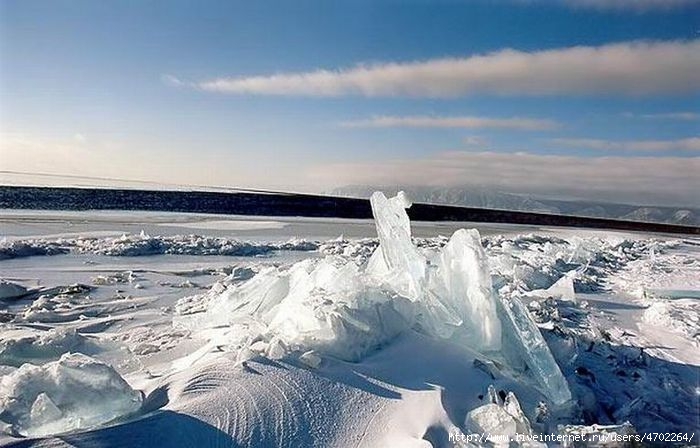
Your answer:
1;208;698;447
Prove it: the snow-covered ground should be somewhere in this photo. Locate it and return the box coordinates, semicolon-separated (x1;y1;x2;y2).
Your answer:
1;202;698;447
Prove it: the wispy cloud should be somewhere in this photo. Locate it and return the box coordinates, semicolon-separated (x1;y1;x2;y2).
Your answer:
306;151;700;206
550;137;700;152
162;74;185;87
340;115;558;131
191;40;700;98
463;136;488;147
623;111;700;121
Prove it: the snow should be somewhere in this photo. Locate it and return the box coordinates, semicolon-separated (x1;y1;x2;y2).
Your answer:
1;203;698;446
0;353;142;437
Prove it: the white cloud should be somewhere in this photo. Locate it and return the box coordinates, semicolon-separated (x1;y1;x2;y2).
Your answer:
564;0;699;11
193;40;700;97
550;137;700;151
624;111;700;121
162;74;185;87
463;136;488;147
339;115;558;131
305;151;700;206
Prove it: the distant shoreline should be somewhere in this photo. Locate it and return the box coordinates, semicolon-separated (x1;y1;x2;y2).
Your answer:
1;185;697;235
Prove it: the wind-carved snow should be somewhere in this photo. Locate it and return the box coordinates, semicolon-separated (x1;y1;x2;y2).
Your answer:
0;353;142;437
178;191;571;405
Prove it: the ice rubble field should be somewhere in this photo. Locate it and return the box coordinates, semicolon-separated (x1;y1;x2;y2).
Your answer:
0;194;698;447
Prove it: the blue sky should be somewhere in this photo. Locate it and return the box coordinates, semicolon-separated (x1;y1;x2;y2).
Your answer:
1;0;699;205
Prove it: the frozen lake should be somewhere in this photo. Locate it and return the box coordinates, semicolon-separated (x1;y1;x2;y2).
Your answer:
1;208;698;447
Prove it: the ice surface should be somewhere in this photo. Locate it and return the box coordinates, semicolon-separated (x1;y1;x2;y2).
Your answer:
0;353;142;437
2;206;697;445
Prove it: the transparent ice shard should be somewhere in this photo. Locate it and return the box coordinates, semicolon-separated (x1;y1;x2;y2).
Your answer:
369;193;501;352
29;393;63;429
267;257;415;362
188;266;290;329
497;291;572;405
368;191;426;300
431;229;502;352
504;392;533;436
0;353;142;437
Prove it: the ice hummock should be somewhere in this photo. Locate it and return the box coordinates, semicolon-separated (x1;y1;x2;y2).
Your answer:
0;233;320;260
0;353;142;437
367;192;501;351
0;280;27;300
370;191;568;405
0;327;92;367
179;257;416;362
178;191;570;404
